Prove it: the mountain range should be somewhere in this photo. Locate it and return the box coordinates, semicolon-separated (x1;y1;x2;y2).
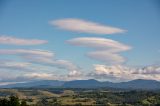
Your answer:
1;79;160;90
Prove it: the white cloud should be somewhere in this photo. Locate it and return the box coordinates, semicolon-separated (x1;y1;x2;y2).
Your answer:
0;35;83;81
51;18;126;34
0;57;81;82
87;51;125;64
0;60;34;71
67;37;131;64
0;71;85;85
132;66;160;74
23;55;80;72
67;37;131;52
0;71;57;85
0;49;54;57
53;60;79;71
0;49;79;73
0;82;26;86
23;73;54;79
68;70;82;77
0;36;47;45
89;64;160;82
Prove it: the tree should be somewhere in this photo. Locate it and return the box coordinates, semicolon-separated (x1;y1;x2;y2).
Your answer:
21;100;28;106
9;96;20;106
0;98;9;106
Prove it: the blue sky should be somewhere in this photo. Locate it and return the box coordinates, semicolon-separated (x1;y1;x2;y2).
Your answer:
0;0;160;83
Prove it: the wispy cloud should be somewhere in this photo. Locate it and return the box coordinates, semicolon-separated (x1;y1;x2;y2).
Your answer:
24;55;80;72
0;49;80;73
67;37;131;64
87;51;125;64
0;49;54;57
23;72;54;79
0;71;85;85
23;71;83;81
51;18;126;34
0;71;56;85
0;36;48;45
0;35;82;82
67;37;130;52
0;82;27;86
89;64;160;82
0;60;49;72
0;61;31;71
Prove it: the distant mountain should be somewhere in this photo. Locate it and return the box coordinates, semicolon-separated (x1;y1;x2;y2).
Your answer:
0;80;64;88
1;79;160;90
63;79;160;90
114;79;160;90
63;79;102;88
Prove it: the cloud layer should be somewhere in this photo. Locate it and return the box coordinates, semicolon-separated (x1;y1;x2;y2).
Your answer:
0;49;80;75
89;64;160;82
24;55;80;73
0;36;47;45
0;35;81;83
0;49;54;57
67;37;131;64
0;60;33;71
51;18;126;34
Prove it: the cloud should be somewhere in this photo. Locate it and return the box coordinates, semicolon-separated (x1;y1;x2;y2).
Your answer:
0;61;56;85
0;35;82;82
0;36;48;45
24;71;83;81
89;64;160;82
0;60;52;73
23;72;54;79
0;71;56;85
0;49;79;72
51;18;126;34
0;71;85;85
0;49;54;57
131;66;160;74
0;60;34;71
87;51;125;64
67;37;131;64
23;55;80;72
67;37;130;52
0;55;81;84
68;70;82;77
0;82;26;86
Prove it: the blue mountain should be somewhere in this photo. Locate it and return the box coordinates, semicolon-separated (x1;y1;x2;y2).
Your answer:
0;79;160;90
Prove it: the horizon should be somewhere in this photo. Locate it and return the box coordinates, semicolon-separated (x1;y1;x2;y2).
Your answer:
0;0;160;85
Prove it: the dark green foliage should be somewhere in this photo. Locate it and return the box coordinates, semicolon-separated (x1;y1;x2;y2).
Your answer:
9;96;20;106
0;98;9;106
0;96;28;106
50;97;61;106
21;100;28;106
0;96;21;106
36;97;61;106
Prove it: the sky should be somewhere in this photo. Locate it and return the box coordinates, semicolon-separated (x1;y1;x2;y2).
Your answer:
0;0;160;84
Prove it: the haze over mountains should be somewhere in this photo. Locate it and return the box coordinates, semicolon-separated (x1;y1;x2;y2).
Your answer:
1;79;160;90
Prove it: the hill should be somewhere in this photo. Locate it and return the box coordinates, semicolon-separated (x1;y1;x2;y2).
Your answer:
1;79;160;90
